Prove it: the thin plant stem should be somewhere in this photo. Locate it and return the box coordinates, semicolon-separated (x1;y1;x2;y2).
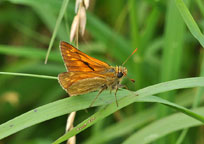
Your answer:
0;72;58;80
44;0;70;64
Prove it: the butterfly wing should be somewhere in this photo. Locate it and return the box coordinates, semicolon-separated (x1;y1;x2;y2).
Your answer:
60;41;110;72
58;72;110;96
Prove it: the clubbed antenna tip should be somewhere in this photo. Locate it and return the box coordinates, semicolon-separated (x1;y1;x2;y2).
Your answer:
122;48;138;66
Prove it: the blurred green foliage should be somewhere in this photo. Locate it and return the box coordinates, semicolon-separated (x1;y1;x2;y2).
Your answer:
0;0;204;144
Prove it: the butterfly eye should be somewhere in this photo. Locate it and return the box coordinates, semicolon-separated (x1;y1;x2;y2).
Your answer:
117;72;123;78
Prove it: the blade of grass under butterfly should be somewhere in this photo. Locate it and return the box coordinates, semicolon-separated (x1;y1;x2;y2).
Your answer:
85;88;203;144
52;77;204;143
53;95;204;144
0;77;204;141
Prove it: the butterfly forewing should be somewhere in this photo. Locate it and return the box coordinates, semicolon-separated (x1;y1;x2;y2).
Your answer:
60;41;110;72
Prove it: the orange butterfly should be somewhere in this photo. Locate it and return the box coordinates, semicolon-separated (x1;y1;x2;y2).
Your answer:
58;41;137;107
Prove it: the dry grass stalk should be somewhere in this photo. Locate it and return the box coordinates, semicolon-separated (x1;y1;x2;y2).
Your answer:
70;0;89;43
66;111;76;144
66;1;89;143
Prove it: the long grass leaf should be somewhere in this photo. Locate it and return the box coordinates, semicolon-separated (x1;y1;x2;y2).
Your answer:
44;0;70;64
123;107;204;144
175;0;204;47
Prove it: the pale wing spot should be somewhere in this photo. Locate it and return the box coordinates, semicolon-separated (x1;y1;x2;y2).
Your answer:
70;58;78;60
65;50;70;54
64;51;70;56
69;73;74;76
70;49;75;52
70;80;75;83
65;78;70;81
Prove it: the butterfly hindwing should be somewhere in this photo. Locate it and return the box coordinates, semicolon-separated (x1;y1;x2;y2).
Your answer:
58;72;108;96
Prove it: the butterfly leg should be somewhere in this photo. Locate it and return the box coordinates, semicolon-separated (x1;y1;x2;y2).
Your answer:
89;85;107;107
110;87;113;94
114;84;129;107
117;84;138;96
114;86;119;107
117;84;128;89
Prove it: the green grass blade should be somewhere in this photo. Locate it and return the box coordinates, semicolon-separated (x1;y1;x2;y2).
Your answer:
193;54;204;108
196;0;204;17
0;45;61;62
84;109;156;144
85;88;203;144
175;0;204;47
54;95;204;144
176;51;204;144
44;0;70;64
160;0;186;111
0;72;58;80
140;8;160;55
123;107;204;144
158;3;186;143
13;23;50;44
175;129;189;144
0;77;204;141
53;76;204;143
128;0;140;48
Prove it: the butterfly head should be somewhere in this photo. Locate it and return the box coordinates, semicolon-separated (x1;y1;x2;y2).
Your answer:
115;66;127;79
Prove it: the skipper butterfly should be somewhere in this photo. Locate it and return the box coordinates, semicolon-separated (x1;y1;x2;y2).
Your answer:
58;41;137;107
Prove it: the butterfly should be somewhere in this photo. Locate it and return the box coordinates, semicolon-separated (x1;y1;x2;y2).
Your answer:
58;41;137;107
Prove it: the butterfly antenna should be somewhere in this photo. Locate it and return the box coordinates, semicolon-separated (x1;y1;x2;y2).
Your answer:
122;48;138;66
126;75;135;83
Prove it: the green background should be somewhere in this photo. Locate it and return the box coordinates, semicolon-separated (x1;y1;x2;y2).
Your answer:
0;0;204;144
